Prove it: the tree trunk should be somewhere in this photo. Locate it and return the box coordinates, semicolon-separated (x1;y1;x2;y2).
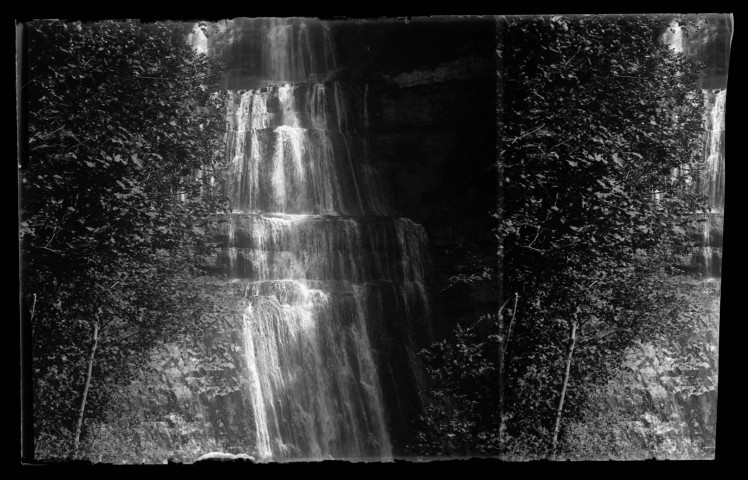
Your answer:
72;321;99;458
551;320;577;458
30;293;37;322
499;293;519;377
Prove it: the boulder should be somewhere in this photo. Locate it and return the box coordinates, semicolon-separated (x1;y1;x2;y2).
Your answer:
194;452;255;463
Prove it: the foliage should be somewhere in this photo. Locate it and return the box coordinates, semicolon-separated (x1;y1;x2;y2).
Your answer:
412;15;710;458
21;19;228;460
408;315;501;457
499;14;707;455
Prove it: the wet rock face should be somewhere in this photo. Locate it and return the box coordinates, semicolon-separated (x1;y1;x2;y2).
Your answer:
366;75;497;232
198;17;498;90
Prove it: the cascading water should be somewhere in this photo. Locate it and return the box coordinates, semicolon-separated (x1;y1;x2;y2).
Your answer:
701;89;726;214
693;89;726;277
662;21;726;278
214;19;433;461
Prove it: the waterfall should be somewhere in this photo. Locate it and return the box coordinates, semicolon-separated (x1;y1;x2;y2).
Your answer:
693;89;726;277
215;19;433;461
225;84;389;217
260;18;336;85
661;20;727;278
702;89;726;214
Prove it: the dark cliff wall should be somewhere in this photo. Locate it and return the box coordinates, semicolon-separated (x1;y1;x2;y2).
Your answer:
330;17;500;446
330;17;500;331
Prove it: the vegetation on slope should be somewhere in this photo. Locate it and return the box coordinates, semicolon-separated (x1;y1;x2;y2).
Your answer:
20;19;229;460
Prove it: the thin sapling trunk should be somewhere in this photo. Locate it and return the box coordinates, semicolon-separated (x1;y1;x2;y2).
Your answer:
551;319;577;458
72;321;99;458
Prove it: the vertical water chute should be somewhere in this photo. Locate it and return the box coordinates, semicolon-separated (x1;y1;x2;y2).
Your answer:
693;89;726;277
702;89;726;214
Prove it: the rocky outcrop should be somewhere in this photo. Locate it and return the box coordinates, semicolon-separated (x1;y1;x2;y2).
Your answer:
85;290;258;463
601;279;719;459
